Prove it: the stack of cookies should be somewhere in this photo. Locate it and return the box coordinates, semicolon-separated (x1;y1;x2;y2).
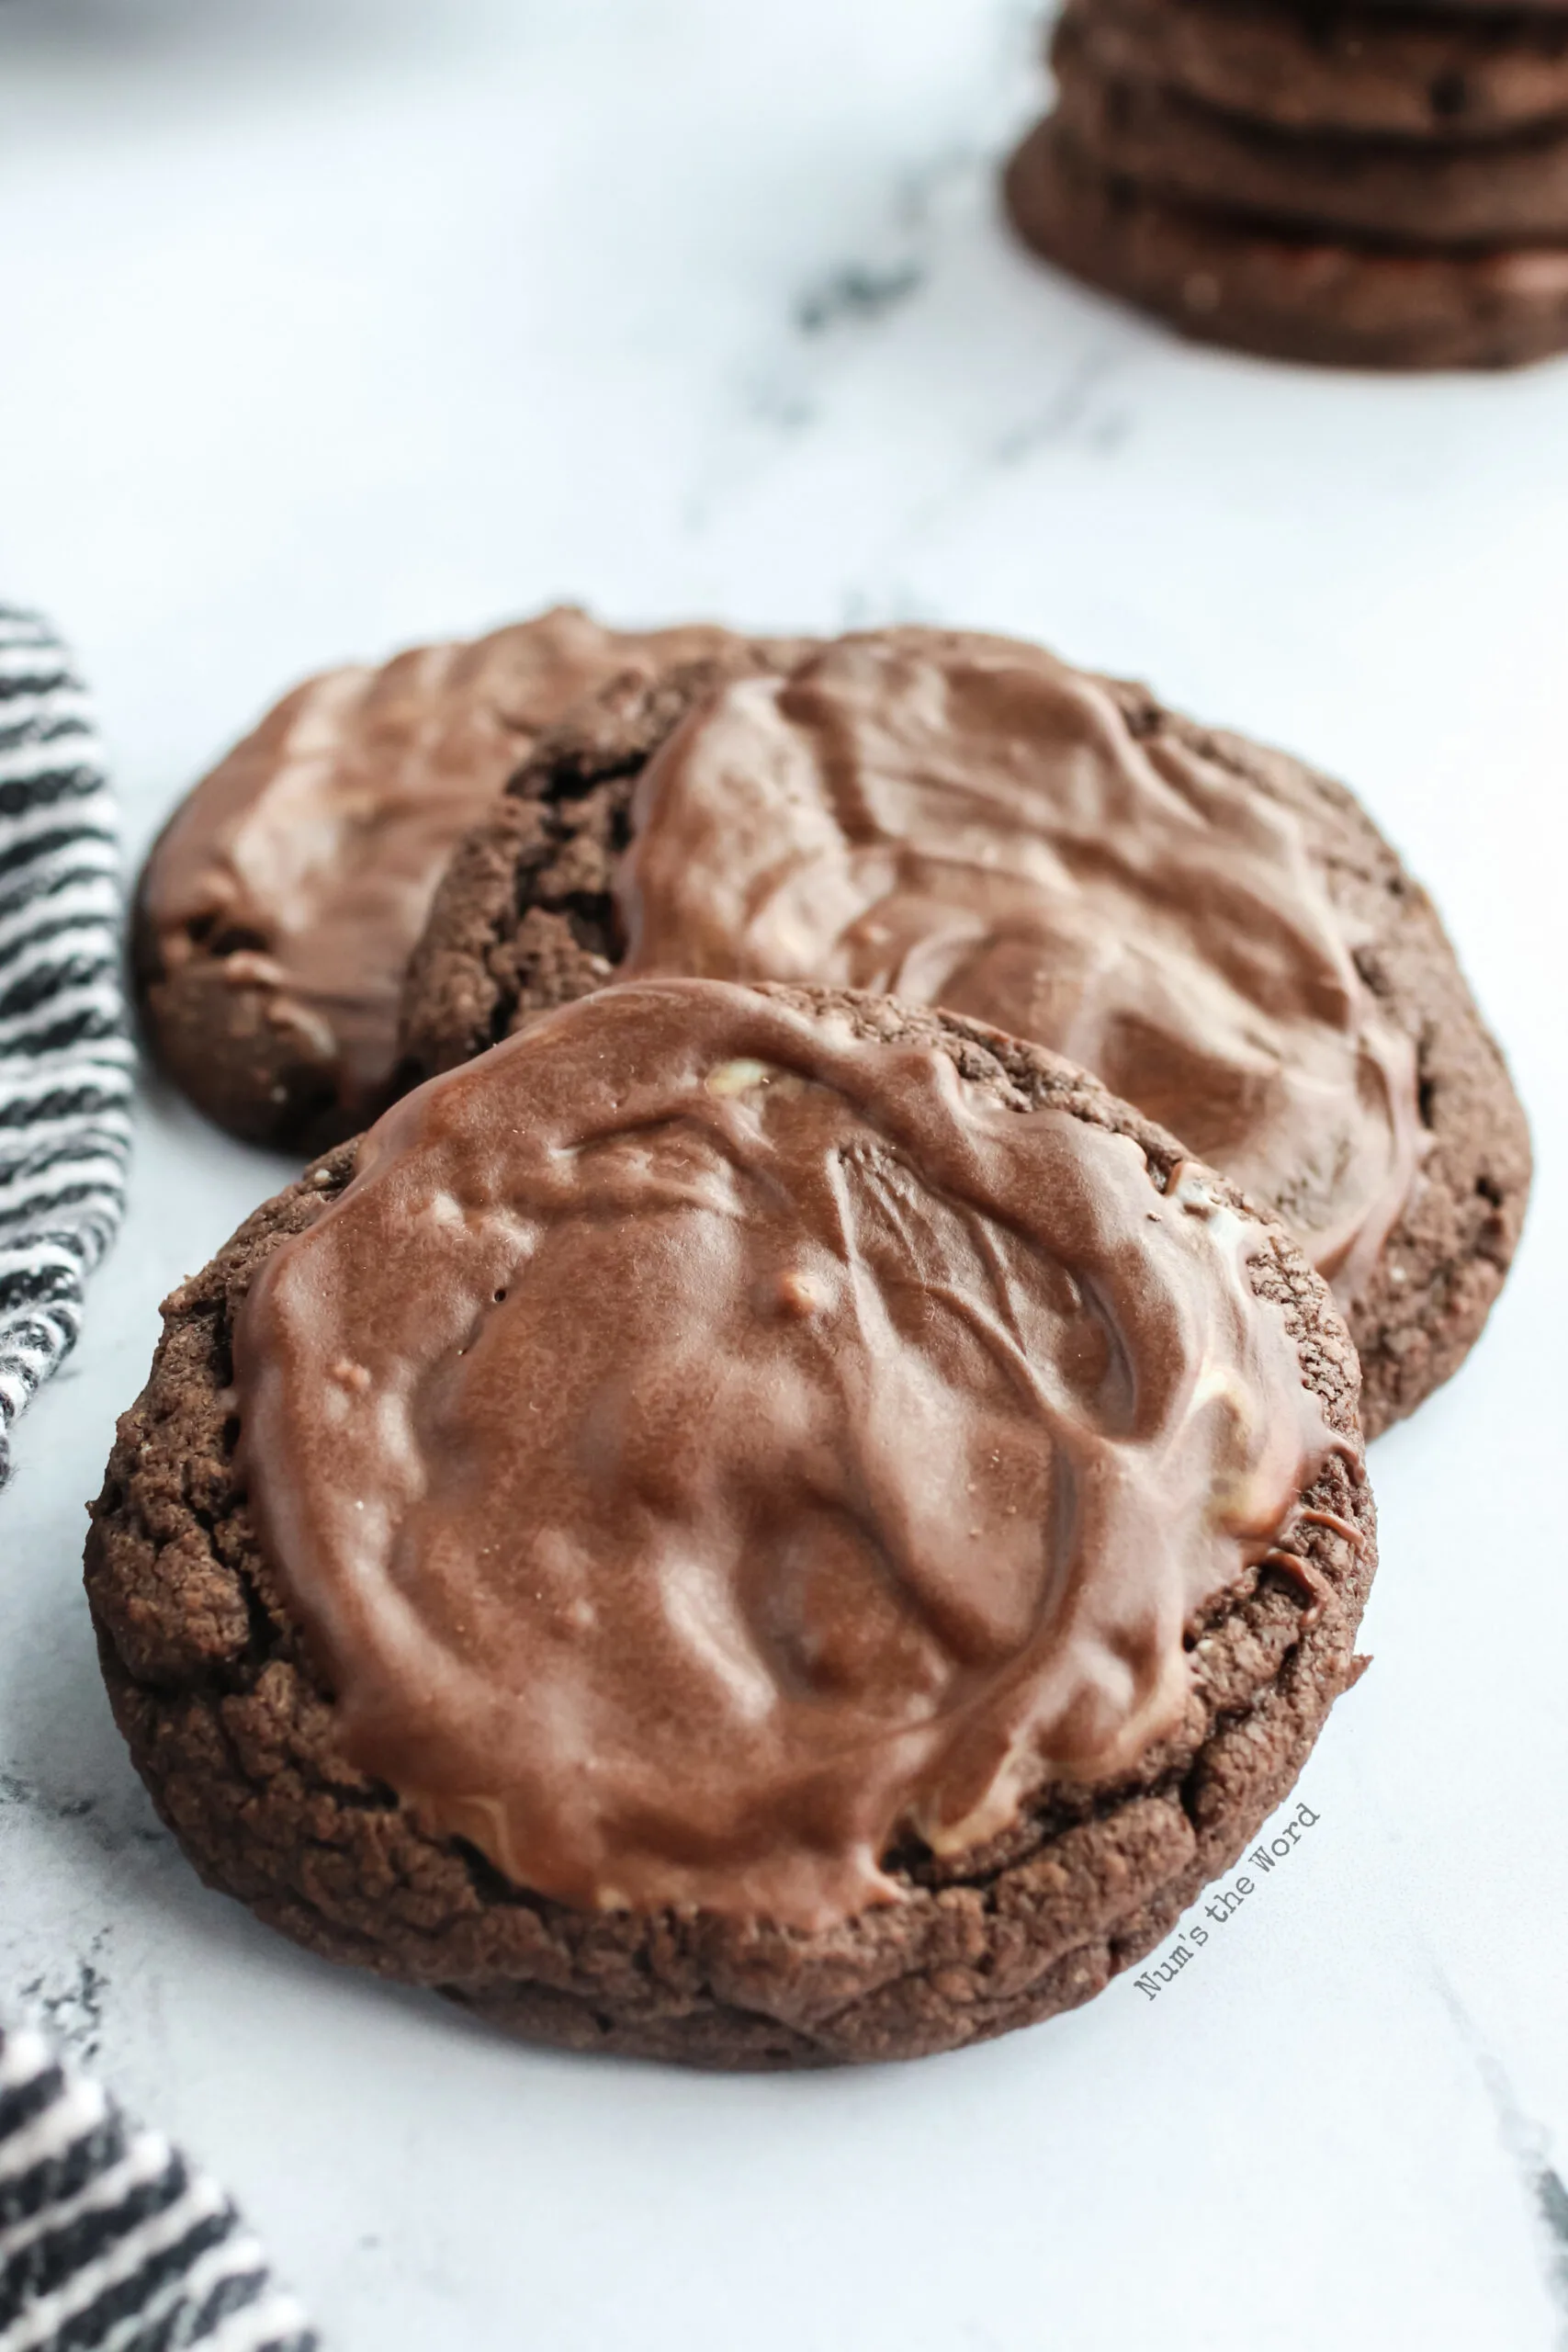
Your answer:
90;611;1530;2069
1004;0;1568;368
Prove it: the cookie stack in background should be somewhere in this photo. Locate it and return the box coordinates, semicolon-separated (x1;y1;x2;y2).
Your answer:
1004;0;1568;368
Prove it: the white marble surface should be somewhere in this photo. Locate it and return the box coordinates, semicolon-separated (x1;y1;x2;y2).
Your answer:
2;3;1567;2345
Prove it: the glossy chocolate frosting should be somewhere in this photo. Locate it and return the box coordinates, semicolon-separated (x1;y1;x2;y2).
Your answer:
140;607;736;1125
235;979;1340;1932
615;631;1423;1305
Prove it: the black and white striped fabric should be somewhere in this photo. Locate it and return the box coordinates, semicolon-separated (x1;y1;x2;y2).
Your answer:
2;612;319;2345
0;605;132;1488
0;2020;317;2352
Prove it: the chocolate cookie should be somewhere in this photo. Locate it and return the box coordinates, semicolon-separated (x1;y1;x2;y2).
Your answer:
133;608;756;1152
400;631;1529;1438
86;978;1373;2068
1058;0;1568;139
1004;116;1568;368
1054;20;1568;245
1358;2;1568;16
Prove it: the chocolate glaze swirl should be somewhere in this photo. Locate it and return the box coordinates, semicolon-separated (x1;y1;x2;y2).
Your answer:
616;631;1423;1305
235;979;1342;1931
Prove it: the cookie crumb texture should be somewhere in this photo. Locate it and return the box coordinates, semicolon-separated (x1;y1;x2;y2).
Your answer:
87;1002;1375;2068
401;650;1532;1440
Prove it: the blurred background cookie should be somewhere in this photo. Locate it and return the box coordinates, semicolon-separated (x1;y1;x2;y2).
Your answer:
1053;17;1568;244
133;607;755;1151
1063;0;1568;138
1006;0;1568;367
1005;117;1568;368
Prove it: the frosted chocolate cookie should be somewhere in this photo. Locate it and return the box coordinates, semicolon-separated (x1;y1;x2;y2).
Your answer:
1003;119;1568;369
1057;0;1568;140
1052;24;1568;245
400;631;1529;1436
87;978;1372;2068
133;608;759;1151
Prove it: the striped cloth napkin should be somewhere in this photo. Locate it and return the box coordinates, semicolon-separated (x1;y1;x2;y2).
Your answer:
1;607;320;2346
0;2022;316;2352
0;605;131;1486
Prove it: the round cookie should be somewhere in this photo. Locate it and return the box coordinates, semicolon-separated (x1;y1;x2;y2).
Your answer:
86;978;1373;2069
133;608;767;1153
1057;0;1568;139
400;631;1530;1439
1053;21;1568;246
1359;2;1568;16
1004;116;1568;368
